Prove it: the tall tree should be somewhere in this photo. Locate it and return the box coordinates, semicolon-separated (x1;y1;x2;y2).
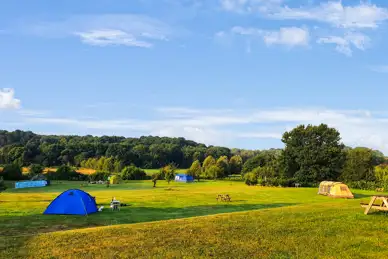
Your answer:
202;155;216;172
187;160;201;181
229;155;243;174
216;156;229;177
281;124;345;184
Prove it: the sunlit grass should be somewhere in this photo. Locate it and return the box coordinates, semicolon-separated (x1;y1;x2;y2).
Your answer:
0;180;386;258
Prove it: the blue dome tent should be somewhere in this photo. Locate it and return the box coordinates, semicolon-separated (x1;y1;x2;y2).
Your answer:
174;174;194;183
44;189;98;215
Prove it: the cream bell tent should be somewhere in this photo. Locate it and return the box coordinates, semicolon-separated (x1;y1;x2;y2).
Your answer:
318;181;354;199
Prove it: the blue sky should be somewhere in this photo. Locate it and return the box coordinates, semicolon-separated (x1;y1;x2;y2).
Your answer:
1;0;388;152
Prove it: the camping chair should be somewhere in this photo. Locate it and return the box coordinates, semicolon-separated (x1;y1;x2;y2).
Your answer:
111;200;121;211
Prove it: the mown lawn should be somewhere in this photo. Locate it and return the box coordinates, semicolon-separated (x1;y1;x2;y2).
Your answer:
0;180;386;258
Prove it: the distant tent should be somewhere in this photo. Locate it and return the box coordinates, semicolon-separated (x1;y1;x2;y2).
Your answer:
109;175;120;184
318;181;354;199
175;174;194;183
43;189;98;215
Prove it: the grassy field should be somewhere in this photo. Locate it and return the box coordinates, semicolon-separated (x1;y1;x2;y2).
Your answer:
1;180;388;258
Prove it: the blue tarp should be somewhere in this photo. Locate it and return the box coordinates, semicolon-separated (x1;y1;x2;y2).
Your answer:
175;174;194;182
15;180;48;189
43;189;98;215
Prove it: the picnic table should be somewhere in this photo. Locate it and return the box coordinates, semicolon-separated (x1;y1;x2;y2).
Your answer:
216;194;231;202
361;195;388;215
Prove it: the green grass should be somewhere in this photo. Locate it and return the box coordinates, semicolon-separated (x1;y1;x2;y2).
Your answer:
0;180;386;258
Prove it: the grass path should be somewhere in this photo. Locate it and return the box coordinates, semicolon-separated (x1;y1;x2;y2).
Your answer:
0;180;385;258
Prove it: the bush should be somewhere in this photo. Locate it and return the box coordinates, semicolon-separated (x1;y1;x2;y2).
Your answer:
1;164;24;180
347;181;377;190
28;164;44;179
46;165;88;181
89;171;111;181
206;165;224;180
244;172;258;186
278;178;296;187
120;166;147;180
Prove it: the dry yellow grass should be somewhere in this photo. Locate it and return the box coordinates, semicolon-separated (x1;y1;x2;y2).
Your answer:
75;168;96;175
1;167;96;175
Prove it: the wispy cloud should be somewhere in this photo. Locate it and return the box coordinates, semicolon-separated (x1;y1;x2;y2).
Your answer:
217;26;309;50
218;1;388;56
0;88;21;109
261;27;309;46
74;29;153;48
220;0;284;14
221;1;388;29
370;65;388;74
266;2;388;29
26;14;173;48
317;32;370;56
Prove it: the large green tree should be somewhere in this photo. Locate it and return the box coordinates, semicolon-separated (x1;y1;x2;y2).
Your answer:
229;155;243;174
216;156;229;177
281;124;345;185
242;150;280;175
202;156;216;171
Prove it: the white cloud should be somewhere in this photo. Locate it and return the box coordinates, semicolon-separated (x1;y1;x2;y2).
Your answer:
74;29;153;48
17;106;388;153
219;1;388;55
27;14;173;47
317;32;370;56
262;27;309;46
225;26;309;47
0;88;21;109
220;0;283;13
267;2;388;29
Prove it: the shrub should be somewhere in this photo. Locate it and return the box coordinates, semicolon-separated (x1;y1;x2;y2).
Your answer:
120;165;147;180
206;165;224;180
89;171;111;181
251;166;276;179
347;181;377;190
28;164;44;178
1;164;24;180
244;172;258;186
278;178;296;187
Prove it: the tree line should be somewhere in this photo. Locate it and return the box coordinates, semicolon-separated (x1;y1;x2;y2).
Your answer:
1;125;388;190
186;124;388;189
0;130;262;169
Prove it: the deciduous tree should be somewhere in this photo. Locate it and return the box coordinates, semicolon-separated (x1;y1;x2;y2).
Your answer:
281;124;345;185
229;155;243;175
187;160;201;181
